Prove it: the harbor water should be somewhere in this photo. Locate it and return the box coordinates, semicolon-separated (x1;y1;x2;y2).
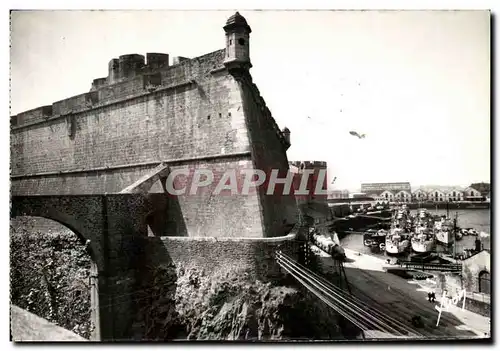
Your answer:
339;209;491;258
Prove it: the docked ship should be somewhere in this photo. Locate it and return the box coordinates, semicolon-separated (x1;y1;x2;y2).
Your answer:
411;226;436;253
385;206;412;254
385;228;410;255
434;216;454;246
411;209;436;253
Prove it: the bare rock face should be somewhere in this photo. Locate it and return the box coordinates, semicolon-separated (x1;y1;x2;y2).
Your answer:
160;266;344;341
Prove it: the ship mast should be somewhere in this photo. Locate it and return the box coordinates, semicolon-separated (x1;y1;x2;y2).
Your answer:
453;212;458;259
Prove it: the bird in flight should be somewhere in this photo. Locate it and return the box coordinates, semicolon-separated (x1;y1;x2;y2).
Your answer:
349;131;366;139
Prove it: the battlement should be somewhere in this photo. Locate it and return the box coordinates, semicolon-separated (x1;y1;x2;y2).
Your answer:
13;105;53;126
11;49;226;128
289;161;328;170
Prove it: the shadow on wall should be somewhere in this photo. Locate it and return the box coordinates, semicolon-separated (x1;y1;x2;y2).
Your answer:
130;236;184;340
146;194;188;237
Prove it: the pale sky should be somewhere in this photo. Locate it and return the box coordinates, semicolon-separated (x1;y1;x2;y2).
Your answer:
10;10;490;191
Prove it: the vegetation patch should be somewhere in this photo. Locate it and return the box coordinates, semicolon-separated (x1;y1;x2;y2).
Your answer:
10;217;92;339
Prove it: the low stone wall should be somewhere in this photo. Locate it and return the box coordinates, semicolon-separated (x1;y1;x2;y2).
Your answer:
142;232;300;282
464;297;491;318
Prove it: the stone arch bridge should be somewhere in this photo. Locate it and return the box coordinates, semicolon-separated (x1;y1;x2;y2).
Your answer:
11;192;171;340
11;190;298;341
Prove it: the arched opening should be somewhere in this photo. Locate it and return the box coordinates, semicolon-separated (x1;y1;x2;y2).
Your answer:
478;270;490;295
10;216;99;340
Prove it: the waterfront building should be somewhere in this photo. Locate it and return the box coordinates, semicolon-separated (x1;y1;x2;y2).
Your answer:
464;186;485;202
427;189;446;202
378;190;395;201
445;188;465;202
410;185;492;203
414;185;464;203
468;182;490;199
328;189;350;200
412;188;428;202
394;190;412;203
365;184;487;203
360;182;411;200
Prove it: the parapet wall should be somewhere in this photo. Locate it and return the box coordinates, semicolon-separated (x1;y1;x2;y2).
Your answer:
10;50;220;129
10;49;239;178
143;232;300;282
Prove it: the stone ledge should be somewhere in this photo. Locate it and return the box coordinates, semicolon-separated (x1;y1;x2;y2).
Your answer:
11;151;252;179
157;232;297;243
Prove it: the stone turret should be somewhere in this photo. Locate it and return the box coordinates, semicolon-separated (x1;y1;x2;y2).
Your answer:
282;127;291;146
223;12;252;70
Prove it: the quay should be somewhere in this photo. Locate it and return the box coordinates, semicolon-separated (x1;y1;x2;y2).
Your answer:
316;248;490;339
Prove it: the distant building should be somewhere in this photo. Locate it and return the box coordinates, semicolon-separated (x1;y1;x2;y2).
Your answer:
395;190;412;203
412;188;428;201
328;189;350;199
445;188;464;202
464;186;484;202
411;185;466;203
469;182;490;197
360;182;411;202
362;183;488;203
350;192;368;199
378;190;395;202
427;189;446;202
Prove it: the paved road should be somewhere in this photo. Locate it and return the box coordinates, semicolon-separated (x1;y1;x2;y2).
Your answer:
318;249;490;340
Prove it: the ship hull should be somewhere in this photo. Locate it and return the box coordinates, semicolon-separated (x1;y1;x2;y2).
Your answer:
411;239;435;253
385;240;410;255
